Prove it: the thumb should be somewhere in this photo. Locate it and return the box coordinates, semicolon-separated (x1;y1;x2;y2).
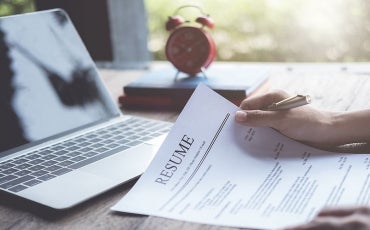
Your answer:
235;110;279;128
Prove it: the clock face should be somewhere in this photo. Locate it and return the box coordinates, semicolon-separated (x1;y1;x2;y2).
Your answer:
165;26;216;75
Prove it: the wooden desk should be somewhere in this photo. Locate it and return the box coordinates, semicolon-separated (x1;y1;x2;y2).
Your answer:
1;63;370;230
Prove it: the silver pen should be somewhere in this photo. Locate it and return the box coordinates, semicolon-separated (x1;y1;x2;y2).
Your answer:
264;95;311;111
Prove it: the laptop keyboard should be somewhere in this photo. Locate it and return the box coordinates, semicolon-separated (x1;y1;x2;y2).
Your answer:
0;117;172;193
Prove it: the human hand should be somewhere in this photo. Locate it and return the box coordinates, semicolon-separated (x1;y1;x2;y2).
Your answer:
284;206;370;230
234;90;337;147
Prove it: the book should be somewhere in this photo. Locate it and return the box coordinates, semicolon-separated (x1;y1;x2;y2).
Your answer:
120;76;270;110
123;63;269;99
118;93;245;110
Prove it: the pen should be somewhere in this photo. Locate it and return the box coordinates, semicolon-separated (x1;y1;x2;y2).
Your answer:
264;95;311;111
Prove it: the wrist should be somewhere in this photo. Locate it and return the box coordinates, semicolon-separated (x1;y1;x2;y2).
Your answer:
328;111;361;145
316;111;345;145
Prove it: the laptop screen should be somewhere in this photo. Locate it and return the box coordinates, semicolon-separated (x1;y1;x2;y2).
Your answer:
0;9;120;153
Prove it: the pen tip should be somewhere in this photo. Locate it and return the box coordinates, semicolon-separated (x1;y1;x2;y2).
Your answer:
306;95;312;104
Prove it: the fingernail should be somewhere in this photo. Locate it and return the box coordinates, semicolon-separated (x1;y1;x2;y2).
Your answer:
235;111;247;122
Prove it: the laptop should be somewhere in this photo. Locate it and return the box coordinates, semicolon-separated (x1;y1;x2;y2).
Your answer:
0;9;172;209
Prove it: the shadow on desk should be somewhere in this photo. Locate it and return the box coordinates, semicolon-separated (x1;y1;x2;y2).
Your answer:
0;178;138;221
0;190;63;220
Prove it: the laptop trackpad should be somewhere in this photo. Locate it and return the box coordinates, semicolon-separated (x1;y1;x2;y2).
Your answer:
79;144;156;182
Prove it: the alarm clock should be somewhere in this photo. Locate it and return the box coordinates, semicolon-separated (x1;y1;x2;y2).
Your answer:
165;5;216;76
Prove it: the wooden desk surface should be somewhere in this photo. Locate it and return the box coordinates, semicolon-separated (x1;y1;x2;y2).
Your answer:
1;62;370;230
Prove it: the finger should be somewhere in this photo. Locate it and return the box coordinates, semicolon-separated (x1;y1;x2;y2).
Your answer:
318;206;370;217
240;90;290;110
235;109;283;128
285;208;370;230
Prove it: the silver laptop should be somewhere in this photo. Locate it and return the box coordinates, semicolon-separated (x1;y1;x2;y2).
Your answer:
0;9;171;209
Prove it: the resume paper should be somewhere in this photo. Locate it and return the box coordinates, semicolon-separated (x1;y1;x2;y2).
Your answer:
112;84;370;229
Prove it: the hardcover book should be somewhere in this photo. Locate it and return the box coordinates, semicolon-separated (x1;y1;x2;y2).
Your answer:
121;63;269;110
118;93;245;110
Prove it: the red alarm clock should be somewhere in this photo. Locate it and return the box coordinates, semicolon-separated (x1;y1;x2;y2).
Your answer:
165;5;216;76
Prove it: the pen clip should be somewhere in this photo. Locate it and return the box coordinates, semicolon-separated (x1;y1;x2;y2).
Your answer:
265;95;311;111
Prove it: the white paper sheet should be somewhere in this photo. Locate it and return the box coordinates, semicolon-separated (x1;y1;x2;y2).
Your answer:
112;84;370;229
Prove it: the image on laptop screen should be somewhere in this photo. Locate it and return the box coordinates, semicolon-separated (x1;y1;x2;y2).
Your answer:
0;10;120;153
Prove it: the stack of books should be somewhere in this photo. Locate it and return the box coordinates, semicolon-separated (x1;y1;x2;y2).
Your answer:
119;63;269;110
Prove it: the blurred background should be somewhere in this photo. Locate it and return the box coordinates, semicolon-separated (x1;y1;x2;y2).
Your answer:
1;0;370;66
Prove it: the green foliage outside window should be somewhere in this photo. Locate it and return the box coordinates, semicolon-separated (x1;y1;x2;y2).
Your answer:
145;0;370;62
2;0;370;62
0;0;34;16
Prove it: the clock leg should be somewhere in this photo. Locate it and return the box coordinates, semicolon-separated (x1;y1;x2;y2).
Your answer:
174;70;181;81
200;67;208;78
